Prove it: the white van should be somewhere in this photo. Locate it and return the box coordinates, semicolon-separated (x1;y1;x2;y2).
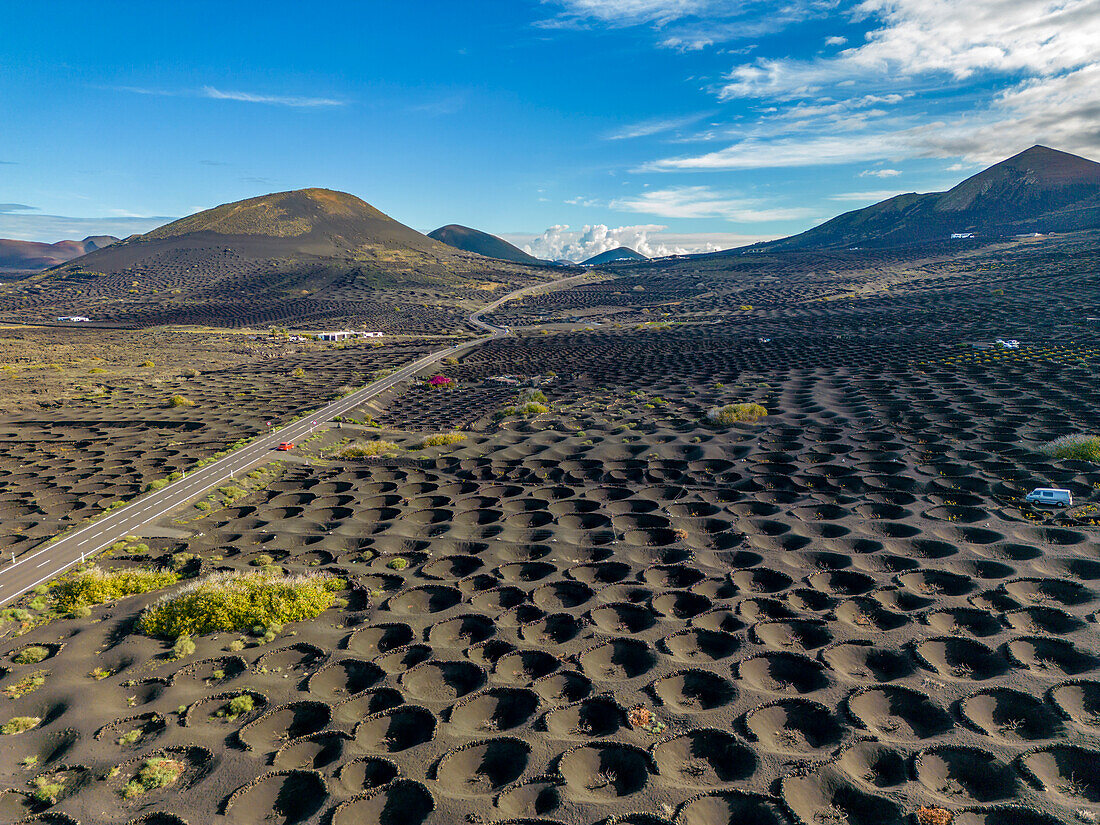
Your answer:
1025;488;1072;507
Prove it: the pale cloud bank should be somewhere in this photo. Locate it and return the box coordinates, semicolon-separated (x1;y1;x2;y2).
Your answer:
505;224;773;261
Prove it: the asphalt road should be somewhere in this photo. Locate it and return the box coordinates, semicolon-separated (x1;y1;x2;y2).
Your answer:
0;273;586;606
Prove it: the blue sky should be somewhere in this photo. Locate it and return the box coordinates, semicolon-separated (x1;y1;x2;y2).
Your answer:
2;0;1097;258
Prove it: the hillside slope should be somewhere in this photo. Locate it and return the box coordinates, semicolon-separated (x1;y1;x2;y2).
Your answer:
766;145;1100;250
0;235;118;271
428;224;543;265
582;246;648;266
13;190;548;329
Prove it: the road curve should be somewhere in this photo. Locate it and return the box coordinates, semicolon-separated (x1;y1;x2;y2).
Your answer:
0;272;587;606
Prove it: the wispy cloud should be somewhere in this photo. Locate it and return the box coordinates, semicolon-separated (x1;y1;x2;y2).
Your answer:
604;113;709;140
112;84;345;108
0;203;37;214
860;168;901;177
611;185;816;221
614;0;1100;174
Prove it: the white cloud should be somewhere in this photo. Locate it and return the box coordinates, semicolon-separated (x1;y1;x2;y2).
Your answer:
604;113;708;140
508;223;764;260
610;186;816;221
200;86;344;107
860;168;901;177
542;0;711;26
113;85;344;108
637;0;1100;172
825;35;847;45
721;0;1100;100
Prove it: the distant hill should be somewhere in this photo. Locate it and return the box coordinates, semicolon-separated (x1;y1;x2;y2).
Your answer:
428;224;543;265
0;235;118;271
27;189;549;328
764;146;1100;250
582;246;648;266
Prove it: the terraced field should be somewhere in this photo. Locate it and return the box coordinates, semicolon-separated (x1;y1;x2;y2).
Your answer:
0;234;1098;825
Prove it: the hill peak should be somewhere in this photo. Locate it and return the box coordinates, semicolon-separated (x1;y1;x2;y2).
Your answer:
427;223;543;265
142;188;390;241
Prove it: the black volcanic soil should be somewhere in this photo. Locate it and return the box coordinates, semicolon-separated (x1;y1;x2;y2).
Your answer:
0;235;1098;824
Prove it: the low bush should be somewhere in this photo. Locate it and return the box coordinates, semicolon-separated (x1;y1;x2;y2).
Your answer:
137;570;342;638
12;645;49;665
339;440;399;458
122;757;186;798
1044;434;1100;463
52;566;180;612
173;633;196;658
166;395;195;408
706;402;768;425
418;432;466;448
1;716;40;735
521;402;548;415
2;670;46;699
32;774;65;803
218;694;254;719
291;367;306;378
387;557;408;570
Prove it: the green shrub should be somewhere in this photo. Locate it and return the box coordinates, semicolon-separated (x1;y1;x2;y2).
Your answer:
122;757;185;798
1044;434;1100;463
339;440;399;458
52;566;180;612
1;716;40;734
418;432;466;448
225;694;254;718
521;402;549;415
32;774;65;803
137;571;342;638
291;367;305;378
250;554;274;567
518;388;548;405
145;478;168;492
387;557;408;570
141;360;155;368
116;729;141;746
2;670;47;699
11;646;49;665
166;394;195;408
173;633;196;658
706;402;768;425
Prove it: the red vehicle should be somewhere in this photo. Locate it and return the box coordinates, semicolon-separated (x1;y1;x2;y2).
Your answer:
276;442;294;451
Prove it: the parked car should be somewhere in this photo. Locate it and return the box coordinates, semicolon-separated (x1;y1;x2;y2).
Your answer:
276;442;295;451
1025;487;1072;507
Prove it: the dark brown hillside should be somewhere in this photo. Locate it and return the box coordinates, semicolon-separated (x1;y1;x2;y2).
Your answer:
764;145;1100;250
428;224;544;265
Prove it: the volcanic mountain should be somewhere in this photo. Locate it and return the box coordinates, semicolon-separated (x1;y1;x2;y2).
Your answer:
765;145;1100;250
30;189;546;328
582;246;648;266
428;224;543;265
0;235;118;271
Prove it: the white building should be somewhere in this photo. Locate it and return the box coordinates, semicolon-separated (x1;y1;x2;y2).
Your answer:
314;330;384;341
56;316;90;322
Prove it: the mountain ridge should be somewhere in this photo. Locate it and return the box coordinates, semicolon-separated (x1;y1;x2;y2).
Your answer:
760;145;1100;251
0;235;118;271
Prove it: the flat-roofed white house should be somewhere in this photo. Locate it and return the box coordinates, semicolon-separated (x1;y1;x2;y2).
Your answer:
314;330;384;341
